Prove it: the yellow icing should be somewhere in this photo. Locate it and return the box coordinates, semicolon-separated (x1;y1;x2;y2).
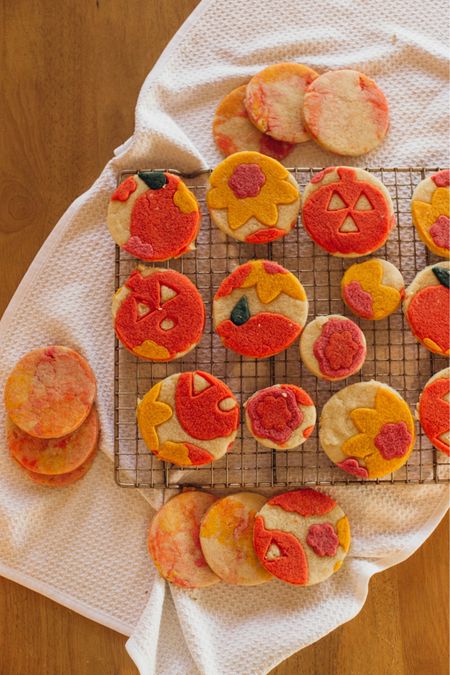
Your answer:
173;181;198;214
342;259;402;319
336;516;351;553
412;187;450;258
241;260;306;303
137;382;173;450
134;339;171;360
157;441;192;466
423;337;450;356
333;560;343;573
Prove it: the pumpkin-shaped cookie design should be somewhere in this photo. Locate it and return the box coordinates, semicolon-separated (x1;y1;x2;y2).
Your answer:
418;368;450;457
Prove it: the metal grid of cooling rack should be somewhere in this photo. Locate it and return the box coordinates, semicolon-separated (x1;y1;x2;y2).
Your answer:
114;167;449;488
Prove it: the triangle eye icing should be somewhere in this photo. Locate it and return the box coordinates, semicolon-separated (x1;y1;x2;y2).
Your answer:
327;192;347;210
354;193;374;211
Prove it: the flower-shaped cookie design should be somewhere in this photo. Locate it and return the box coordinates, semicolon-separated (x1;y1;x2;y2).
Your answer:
412;170;450;258
341;258;404;320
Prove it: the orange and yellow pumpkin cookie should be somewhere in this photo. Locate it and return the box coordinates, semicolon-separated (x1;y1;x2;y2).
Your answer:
23;442;98;487
418;367;450;457
341;258;404;320
411;170;450;258
107;172;200;261
303;69;389;156
137;371;239;467
300;315;366;381
213;260;308;358
245;63;319;143
403;262;450;356
4;346;96;439
199;492;272;586
213;85;294;160
302;167;395;257
206;151;300;243
112;267;205;361
253;488;350;586
148;491;220;589
319;381;416;479
244;384;316;450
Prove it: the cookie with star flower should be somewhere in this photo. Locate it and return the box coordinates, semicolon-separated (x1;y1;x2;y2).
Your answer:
411;170;450;258
341;258;404;320
244;384;316;449
206;151;300;243
319;381;416;479
417;367;450;457
137;371;239;467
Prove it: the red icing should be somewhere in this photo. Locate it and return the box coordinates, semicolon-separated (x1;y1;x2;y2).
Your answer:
228;163;266;198
343;281;373;319
216;313;301;358
419;377;450;456
281;384;314;407
245;228;286;243
215;263;253;298
112;176;137;202
303;167;391;255
247;386;302;444
303;425;314;439
258;135;294;161
430;215;450;249
263;260;287;275
185;443;215;465
313;318;365;378
311;168;334;184
115;269;205;359
253;516;308;585
175;371;239;441
407;285;449;353
432;170;450;187
268;488;336;517
306;523;339;557
337;458;369;478
374;421;412;459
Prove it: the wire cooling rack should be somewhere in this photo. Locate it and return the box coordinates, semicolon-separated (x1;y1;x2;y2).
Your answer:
114;167;449;488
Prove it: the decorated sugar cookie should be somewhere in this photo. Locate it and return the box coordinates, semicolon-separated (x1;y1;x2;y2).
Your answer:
245;63;319;143
213;260;308;358
107;171;200;261
23;443;98;487
253;488;350;586
418;368;450;456
341;258;404;320
199;492;272;586
206;151;300;243
320;381;416;479
300;315;366;381
137;371;239;467
213;85;294;160
112;267;205;361
403;262;450;356
303;69;389;156
4;346;96;439
302;167;395;257
148;491;220;589
411;169;450;258
244;384;316;449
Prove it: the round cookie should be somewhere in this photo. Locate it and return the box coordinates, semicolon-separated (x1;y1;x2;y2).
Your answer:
244;384;316;450
137;371;239;467
206;151;300;243
341;258;404;320
213;85;294;160
4;346;96;439
302;167;395;257
213;260;308;358
253;488;350;586
300;315;366;381
319;381;416;479
411;169;450;258
112;267;205;361
23;443;98;487
199;492;272;586
303;69;389;156
148;491;220;589
7;406;99;475
107;171;200;261
418;368;450;456
245;63;319;143
403;262;450;356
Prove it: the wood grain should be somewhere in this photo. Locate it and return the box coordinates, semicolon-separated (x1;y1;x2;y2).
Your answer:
0;1;448;674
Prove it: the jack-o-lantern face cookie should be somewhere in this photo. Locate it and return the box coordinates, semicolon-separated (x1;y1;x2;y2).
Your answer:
320;381;416;479
148;491;220;589
107;172;200;261
300;315;366;381
302;167;395;257
199;492;272;586
253;488;350;586
112;267;205;361
137;371;239;467
245;63;319;144
206;151;300;243
4;346;96;439
213;85;294;161
213;260;308;358
403;262;450;356
303;69;389;156
244;384;316;450
411;170;450;258
418;367;450;457
341;258;404;320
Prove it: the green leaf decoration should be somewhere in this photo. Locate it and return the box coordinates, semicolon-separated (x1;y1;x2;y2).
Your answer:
432;266;450;289
138;171;167;190
231;296;250;326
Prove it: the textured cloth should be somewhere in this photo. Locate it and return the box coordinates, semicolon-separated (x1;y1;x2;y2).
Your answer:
0;0;449;673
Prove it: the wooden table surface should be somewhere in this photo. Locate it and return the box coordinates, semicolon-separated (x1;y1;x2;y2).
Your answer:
1;2;448;674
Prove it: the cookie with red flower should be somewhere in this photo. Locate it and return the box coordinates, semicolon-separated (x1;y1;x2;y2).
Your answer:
411;169;450;258
417;367;450;457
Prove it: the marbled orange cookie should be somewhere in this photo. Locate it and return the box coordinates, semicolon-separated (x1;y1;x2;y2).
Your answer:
411;170;450;258
341;258;404;320
23;443;98;487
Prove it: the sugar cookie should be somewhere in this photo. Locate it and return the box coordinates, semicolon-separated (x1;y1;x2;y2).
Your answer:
418;368;450;457
411;169;450;258
341;258;404;320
